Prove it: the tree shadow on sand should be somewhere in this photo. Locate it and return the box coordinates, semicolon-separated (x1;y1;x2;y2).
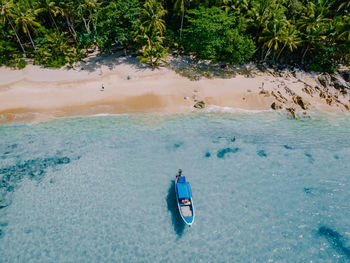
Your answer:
71;51;149;72
166;180;185;237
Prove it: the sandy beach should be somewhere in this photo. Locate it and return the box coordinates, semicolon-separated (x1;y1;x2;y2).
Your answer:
0;54;349;123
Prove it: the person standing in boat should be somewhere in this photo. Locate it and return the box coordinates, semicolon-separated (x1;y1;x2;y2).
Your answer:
176;169;184;178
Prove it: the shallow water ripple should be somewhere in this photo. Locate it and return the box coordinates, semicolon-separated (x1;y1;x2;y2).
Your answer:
0;113;349;262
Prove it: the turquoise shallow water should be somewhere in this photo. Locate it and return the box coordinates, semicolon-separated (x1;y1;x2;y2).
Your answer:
0;112;350;262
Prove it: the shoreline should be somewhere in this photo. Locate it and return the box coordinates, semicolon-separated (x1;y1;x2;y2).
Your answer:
1;55;349;124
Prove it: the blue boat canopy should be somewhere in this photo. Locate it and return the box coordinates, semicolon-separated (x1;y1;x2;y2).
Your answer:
177;182;192;199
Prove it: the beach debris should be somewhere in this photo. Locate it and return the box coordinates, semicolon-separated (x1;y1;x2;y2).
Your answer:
220;64;229;69
101;84;104;91
194;101;206;109
247;89;252;92
286;107;297;119
184;96;190;100
271;102;282;110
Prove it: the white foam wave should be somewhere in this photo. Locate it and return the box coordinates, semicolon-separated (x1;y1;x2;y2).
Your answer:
203;104;272;114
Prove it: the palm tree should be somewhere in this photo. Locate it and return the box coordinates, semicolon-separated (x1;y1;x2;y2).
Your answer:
297;0;331;61
59;1;77;40
258;4;289;61
36;0;61;29
9;1;41;50
137;0;168;67
0;0;26;54
222;0;249;15
140;0;167;36
276;24;301;60
173;0;191;39
336;15;350;42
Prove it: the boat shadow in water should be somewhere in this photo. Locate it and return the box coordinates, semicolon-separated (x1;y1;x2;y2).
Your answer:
166;180;185;237
318;226;350;259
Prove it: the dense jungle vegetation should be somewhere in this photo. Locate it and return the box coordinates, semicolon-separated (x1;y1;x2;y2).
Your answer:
0;0;349;71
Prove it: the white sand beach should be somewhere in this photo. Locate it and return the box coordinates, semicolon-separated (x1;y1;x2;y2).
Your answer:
0;54;349;123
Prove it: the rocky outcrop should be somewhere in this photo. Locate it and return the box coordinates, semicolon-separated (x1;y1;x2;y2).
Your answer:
293;96;308;110
284;85;296;96
271;91;288;103
331;73;350;92
318;72;350;92
286;107;297;119
318;74;332;88
339;69;350;83
302;84;318;97
270;102;282;110
194;101;206;109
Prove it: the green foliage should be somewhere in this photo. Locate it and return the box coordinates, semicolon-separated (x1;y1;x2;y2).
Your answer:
307;45;339;72
95;0;141;52
0;39;26;68
0;0;349;70
136;0;168;67
182;7;255;64
34;30;81;67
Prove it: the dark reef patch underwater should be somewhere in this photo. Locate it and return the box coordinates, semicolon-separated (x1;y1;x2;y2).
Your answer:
0;155;72;202
216;147;240;158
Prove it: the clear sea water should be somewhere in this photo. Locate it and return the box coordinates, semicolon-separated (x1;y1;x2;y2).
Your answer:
0;112;350;263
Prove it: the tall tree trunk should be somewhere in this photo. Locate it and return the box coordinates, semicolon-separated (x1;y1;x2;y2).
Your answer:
264;44;272;61
25;24;36;50
82;16;90;33
179;7;184;39
260;46;265;60
65;16;77;40
7;16;26;55
302;44;309;63
276;43;287;61
49;12;58;29
89;10;97;33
